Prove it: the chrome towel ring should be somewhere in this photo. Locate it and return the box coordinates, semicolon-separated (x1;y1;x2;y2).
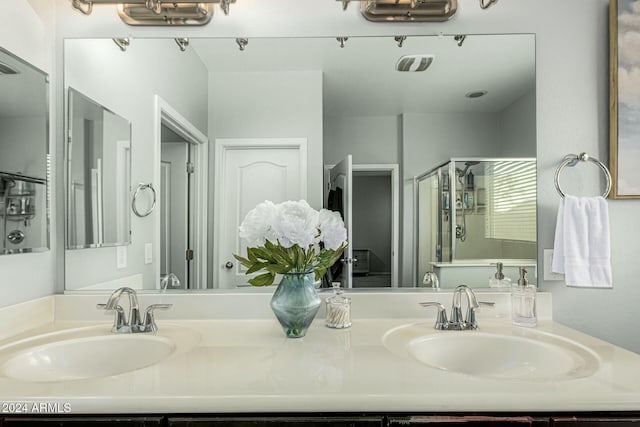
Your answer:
132;182;156;218
554;152;612;198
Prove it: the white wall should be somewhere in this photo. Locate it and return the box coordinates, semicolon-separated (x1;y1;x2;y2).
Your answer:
49;0;640;353
64;39;207;290
0;0;55;308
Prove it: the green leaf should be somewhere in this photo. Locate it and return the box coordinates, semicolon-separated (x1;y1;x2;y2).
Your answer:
246;262;269;274
265;263;291;274
233;254;252;269
248;272;275;286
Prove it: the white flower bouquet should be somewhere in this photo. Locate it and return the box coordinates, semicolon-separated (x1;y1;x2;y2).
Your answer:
234;200;348;286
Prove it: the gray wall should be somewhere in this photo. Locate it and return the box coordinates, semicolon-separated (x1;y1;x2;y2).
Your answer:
352;174;392;273
36;0;640;353
324;115;399;165
500;90;537;157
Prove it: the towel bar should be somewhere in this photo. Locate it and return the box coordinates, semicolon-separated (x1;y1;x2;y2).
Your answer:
554;152;612;198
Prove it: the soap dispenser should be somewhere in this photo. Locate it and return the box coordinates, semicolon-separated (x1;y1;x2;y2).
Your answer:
511;267;537;327
489;262;511;288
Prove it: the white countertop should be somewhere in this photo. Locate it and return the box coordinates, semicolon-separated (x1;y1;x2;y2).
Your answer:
0;294;639;414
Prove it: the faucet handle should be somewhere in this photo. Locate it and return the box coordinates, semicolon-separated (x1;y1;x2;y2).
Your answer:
141;304;173;333
465;301;495;330
97;303;129;333
419;302;448;330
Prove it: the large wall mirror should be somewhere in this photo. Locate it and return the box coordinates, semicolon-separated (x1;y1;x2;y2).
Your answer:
66;88;132;249
63;34;535;291
0;47;50;255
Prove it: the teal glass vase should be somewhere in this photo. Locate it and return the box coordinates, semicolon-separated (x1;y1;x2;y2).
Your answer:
270;271;321;338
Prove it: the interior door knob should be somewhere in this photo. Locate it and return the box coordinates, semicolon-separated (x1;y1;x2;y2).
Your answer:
224;261;234;269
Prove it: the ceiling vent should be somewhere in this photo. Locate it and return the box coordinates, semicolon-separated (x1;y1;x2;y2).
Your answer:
396;54;435;72
361;0;457;22
0;61;19;75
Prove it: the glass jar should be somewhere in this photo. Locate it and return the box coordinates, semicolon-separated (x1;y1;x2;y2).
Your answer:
325;283;351;329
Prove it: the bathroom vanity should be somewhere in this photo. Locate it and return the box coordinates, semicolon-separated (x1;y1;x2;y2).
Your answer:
0;292;639;425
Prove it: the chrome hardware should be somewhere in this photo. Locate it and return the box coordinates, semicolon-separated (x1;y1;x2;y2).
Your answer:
113;38;130;52
419;302;448;330
100;287;141;333
554;152;612;199
132;183;156;217
161;272;181;289
419;285;493;331
480;0;498;9
394;36;407;48
97;303;129;333
422;271;439;289
337;37;349;48
98;287;172;333
175;37;190;52
140;304;173;332
7;230;25;244
236;38;248;51
224;261;234;269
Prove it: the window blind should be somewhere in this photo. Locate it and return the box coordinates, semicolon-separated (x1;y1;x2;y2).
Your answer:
485;160;536;242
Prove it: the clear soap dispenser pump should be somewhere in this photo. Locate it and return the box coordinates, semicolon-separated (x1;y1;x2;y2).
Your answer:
511;267;537;327
489;262;511;288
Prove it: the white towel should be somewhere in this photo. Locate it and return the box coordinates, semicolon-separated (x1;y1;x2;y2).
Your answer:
552;195;612;288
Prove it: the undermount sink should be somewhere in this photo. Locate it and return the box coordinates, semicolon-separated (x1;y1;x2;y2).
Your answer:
0;324;200;382
383;323;601;381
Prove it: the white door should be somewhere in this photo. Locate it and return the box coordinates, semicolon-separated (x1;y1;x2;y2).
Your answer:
214;138;307;289
327;155;353;288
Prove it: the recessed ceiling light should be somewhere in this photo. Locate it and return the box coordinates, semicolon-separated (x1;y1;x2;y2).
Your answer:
465;90;488;98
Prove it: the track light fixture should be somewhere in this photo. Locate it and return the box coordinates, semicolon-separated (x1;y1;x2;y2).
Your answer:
112;37;130;51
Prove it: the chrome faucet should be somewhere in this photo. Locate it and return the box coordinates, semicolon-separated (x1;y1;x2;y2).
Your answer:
420;284;494;330
97;287;172;333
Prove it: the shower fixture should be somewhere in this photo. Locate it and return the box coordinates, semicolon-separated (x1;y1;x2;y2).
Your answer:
454;161;479;242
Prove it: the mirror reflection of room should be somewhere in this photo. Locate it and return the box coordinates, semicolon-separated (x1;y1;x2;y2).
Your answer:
63;33;535;291
0;47;49;255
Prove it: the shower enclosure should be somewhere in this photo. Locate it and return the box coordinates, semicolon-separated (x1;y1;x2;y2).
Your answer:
415;158;536;284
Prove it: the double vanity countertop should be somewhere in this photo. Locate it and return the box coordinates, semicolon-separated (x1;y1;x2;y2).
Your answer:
0;292;639;414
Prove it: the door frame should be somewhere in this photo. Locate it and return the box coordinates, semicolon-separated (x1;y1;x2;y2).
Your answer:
154;96;208;289
213;138;308;288
324;163;400;288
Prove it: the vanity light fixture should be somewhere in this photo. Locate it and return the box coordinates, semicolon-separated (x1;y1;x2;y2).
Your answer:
175;38;189;51
112;37;130;51
235;38;248;51
337;37;349;48
337;0;497;15
395;36;407;48
71;0;236;25
396;54;434;72
465;90;487;98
